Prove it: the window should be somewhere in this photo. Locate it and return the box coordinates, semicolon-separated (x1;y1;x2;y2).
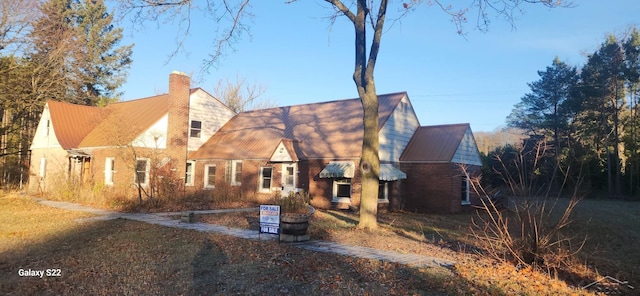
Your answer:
185;161;195;186
332;179;351;202
190;120;202;138
461;175;470;205
378;181;389;202
134;158;150;186
104;157;115;185
231;160;242;186
284;166;294;186
259;167;273;192
45;120;50;137
204;165;216;189
39;158;47;178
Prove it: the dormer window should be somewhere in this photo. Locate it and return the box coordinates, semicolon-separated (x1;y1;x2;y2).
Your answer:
190;120;202;138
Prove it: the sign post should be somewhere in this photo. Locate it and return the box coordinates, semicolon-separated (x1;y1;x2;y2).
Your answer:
259;205;280;234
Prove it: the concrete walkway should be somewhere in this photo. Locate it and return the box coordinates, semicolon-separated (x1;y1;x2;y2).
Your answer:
33;198;455;269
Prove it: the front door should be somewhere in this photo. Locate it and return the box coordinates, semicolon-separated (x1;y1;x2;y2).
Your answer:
281;163;296;196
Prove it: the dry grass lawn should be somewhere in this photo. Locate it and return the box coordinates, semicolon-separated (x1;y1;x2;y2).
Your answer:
2;193;637;295
1;194;453;295
199;199;640;295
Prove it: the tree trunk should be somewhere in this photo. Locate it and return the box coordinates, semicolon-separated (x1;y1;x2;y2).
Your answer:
358;90;380;230
351;0;383;230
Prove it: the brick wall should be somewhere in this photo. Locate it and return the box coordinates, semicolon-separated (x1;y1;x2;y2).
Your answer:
166;71;191;183
400;163;452;213
399;162;482;213
305;159;362;209
189;158;408;211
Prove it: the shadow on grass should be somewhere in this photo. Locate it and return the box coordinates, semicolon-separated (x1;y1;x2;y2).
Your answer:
1;198;561;296
321;209;359;226
189;239;228;295
0;219;223;295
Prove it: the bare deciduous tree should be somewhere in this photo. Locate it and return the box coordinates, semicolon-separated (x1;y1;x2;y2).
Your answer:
0;0;38;54
213;75;275;113
114;0;569;229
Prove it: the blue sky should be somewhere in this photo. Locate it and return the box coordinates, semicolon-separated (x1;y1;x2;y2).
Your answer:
115;1;638;132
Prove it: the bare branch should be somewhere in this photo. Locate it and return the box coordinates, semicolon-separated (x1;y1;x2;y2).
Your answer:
325;0;357;23
203;0;252;71
213;74;274;113
0;0;39;54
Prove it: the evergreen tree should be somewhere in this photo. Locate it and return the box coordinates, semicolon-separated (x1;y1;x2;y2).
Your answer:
506;58;579;190
0;56;40;187
75;0;132;105
29;0;78;103
507;57;579;146
29;0;132;105
622;28;640;195
577;35;627;196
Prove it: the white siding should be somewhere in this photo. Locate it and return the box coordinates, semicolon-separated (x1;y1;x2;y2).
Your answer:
270;141;293;162
30;103;62;149
452;128;482;166
379;96;420;162
131;114;168;149
187;89;236;151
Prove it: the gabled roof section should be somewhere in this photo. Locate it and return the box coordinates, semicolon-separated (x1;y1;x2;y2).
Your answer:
400;123;477;163
47;100;109;150
190;92;407;160
46;88;209;150
79;95;169;147
269;139;300;162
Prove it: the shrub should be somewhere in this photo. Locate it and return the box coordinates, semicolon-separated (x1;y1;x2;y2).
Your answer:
273;190;311;214
467;139;586;273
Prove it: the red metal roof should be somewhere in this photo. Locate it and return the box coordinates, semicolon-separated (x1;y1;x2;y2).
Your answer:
46;89;202;149
399;123;470;162
189;92;407;160
79;95;169;147
47;100;109;150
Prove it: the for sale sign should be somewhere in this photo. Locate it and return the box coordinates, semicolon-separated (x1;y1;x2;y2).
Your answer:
259;205;280;234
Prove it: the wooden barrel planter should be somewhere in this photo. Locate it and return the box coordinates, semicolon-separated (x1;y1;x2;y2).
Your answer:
279;205;315;242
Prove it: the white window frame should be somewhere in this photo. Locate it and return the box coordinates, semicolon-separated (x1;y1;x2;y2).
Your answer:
204;164;216;189
282;163;295;187
231;160;242;186
461;174;470;205
104;157;115;186
185;161;195;186
378;181;389;203
45;120;50;137
332;179;352;203
258;166;273;193
190;120;202;138
134;158;150;187
39;158;47;178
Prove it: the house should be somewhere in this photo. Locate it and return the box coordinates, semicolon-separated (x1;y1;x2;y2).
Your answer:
28;72;236;195
29;72;483;213
399;124;483;213
188;92;484;213
188;92;420;210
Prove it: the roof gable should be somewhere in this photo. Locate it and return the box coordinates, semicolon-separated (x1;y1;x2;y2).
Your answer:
451;127;482;166
269;139;300;162
190;92;407;160
46;100;110;150
400;123;480;164
79;95;169;148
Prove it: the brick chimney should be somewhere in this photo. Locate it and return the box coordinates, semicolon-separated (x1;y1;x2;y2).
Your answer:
166;71;190;180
